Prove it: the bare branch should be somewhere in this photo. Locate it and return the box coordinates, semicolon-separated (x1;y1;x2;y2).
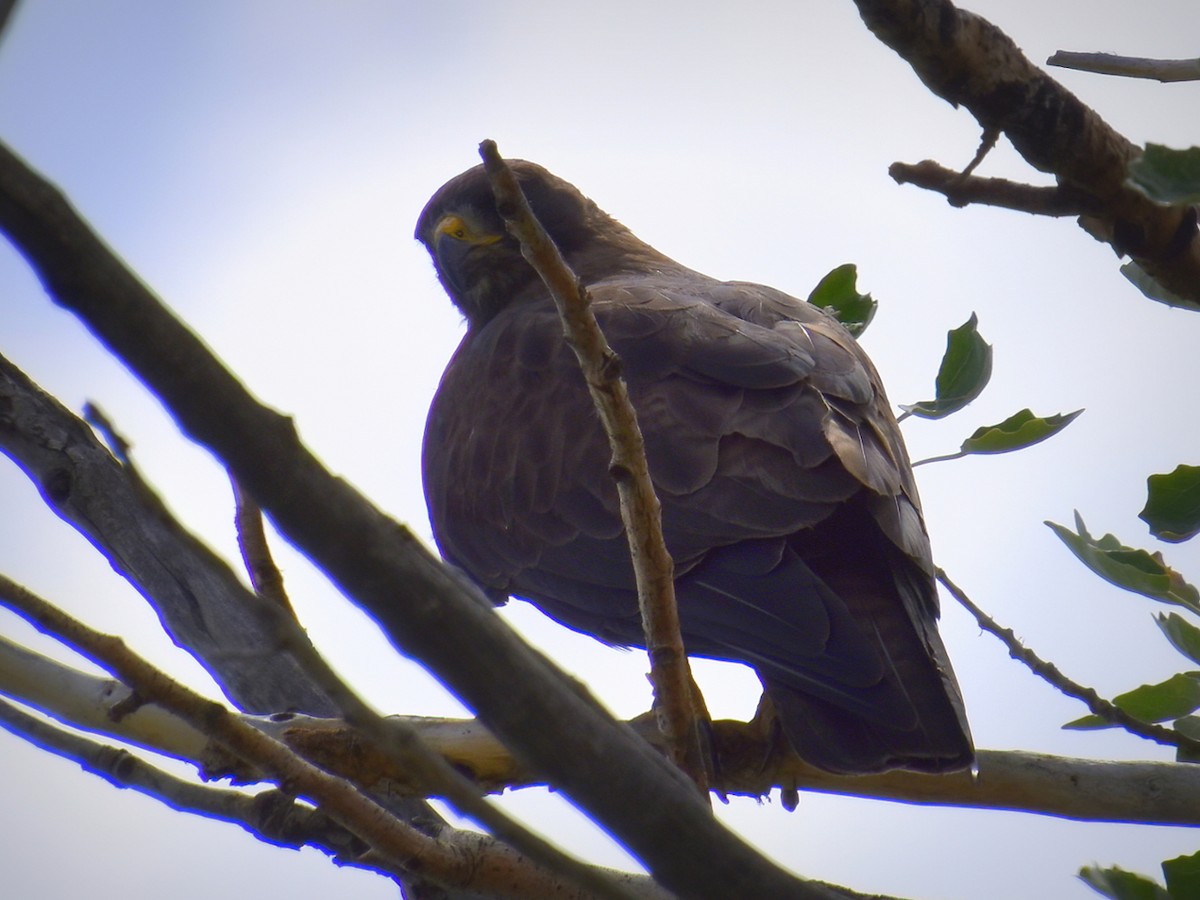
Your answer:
1047;51;1200;84
0;696;375;866
0;575;531;892
8;628;1200;832
231;475;295;615
0;1;19;51
0;692;688;900
277;714;1200;828
478;140;710;794
853;0;1200;302
937;568;1200;757
0;632;211;764
0;355;336;716
889;160;1100;216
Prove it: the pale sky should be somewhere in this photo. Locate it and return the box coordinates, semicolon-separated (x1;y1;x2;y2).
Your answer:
1;2;1199;898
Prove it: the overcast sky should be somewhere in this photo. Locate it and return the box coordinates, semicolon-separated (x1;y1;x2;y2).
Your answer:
1;2;1199;898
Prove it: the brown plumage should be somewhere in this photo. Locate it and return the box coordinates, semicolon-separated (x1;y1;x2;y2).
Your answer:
416;161;973;774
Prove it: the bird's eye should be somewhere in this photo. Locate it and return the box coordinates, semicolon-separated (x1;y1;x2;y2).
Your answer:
438;214;471;242
434;213;502;248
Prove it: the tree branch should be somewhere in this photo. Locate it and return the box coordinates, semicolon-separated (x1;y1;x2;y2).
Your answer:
6;628;1199;830
853;0;1200;302
937;568;1200;757
888;160;1101;216
1047;51;1200;84
277;711;1200;827
0;354;335;717
0;696;377;872
0;634;687;898
0;573;562;896
0;137;836;898
478;140;709;794
0;0;19;51
231;474;295;615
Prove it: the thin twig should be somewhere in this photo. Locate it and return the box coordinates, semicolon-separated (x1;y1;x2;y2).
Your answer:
230;474;294;615
1047;51;1200;84
960;126;1000;179
937;568;1200;757
477;140;710;796
911;451;967;468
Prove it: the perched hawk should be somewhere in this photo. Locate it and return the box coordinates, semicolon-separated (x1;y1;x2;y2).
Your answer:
417;161;973;775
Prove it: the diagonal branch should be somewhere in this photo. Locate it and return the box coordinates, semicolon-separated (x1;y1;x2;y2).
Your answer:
0;636;675;898
478;140;710;794
231;474;295;615
0;696;378;874
0;137;836;898
937;568;1200;757
853;0;1200;302
0;574;545;895
0;355;335;717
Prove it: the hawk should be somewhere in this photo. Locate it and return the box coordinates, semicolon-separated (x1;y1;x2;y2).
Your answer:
417;160;973;775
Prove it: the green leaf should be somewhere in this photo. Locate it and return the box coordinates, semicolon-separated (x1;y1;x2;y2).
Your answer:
1172;716;1200;763
960;408;1083;455
1046;512;1200;613
901;313;993;419
1156;614;1200;667
1121;261;1200;311
1079;865;1170;900
1163;850;1200;898
1142;465;1200;543
1064;673;1200;730
807;264;877;337
1128;144;1200;205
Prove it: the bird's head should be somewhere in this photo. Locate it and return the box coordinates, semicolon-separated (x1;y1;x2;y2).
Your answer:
416;160;675;327
415;160;593;326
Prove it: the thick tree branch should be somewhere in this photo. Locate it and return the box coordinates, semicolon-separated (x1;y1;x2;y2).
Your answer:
268;714;1200;828
853;0;1200;303
8;632;1199;830
0;355;335;717
478;140;709;794
0;138;836;899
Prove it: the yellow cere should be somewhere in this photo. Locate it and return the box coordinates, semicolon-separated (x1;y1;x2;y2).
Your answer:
436;213;501;245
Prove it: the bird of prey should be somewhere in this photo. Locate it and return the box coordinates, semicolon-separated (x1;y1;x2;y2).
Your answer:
417;160;973;775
